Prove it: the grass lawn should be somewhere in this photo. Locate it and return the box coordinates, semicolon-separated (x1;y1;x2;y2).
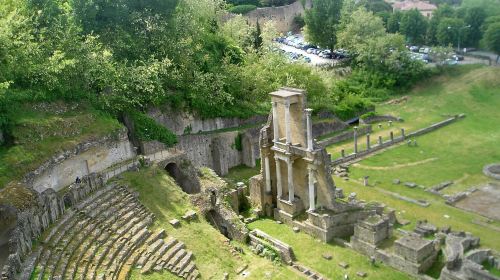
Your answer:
0;101;122;189
332;65;500;250
223;160;261;187
248;219;413;280
115;167;299;280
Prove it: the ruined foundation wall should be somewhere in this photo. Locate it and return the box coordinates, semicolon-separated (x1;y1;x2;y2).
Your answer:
244;0;312;33
25;129;135;193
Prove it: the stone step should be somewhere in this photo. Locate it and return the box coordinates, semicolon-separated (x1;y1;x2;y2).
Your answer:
78;200;138;279
106;228;151;280
188;270;200;280
73;195;138;279
45;217;92;279
137;239;165;268
19;247;42;280
160;241;184;266
166;249;187;271
173;251;192;275
180;263;196;278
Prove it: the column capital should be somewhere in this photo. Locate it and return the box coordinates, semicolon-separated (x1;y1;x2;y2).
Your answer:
271;101;277;107
305;108;313;115
354;126;358;131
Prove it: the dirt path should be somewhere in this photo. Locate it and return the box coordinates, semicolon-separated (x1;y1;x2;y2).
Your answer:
352;157;438;170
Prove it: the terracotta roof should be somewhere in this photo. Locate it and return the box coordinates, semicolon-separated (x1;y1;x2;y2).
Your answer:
393;0;437;11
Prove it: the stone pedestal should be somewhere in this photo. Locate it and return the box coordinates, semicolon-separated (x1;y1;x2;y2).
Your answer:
277;198;304;218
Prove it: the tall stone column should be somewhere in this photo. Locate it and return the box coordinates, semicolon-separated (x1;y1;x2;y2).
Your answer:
305;108;313;151
390;131;394;142
353;126;358;154
272;101;279;142
287;158;294;202
308;166;316;211
379;136;383;145
366;133;371;150
401;128;405;139
285;100;291;144
264;154;271;193
275;159;282;199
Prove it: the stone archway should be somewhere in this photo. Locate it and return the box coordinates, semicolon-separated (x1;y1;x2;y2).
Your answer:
165;162;187;191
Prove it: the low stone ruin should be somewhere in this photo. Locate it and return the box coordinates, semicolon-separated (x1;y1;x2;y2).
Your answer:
439;231;500;280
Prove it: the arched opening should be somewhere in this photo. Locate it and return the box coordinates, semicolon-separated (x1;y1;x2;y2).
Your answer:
165;162;190;194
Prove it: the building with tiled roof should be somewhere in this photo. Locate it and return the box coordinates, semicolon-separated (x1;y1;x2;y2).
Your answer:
392;0;437;17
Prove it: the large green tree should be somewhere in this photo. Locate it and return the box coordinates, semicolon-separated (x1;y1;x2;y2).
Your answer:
483;22;500;63
436;17;467;49
387;11;402;33
427;4;455;45
400;9;429;44
464;7;486;47
304;0;343;50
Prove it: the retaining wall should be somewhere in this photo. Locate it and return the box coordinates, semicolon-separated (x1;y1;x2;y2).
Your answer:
244;0;312;33
24;128;136;193
317;125;372;148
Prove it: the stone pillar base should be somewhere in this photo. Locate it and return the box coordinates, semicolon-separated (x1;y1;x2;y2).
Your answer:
277;198;304;218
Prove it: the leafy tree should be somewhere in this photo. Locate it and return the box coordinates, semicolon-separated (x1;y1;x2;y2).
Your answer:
400;9;429;44
337;8;427;92
337;8;386;52
427;4;455;45
464;7;486;47
304;0;343;50
436;17;467;48
253;20;263;50
483;22;500;63
387;11;402;33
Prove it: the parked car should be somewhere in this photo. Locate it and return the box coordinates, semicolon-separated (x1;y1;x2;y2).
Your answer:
306;48;316;54
419;47;431;54
409;46;419;52
452;54;464;61
443;59;458;65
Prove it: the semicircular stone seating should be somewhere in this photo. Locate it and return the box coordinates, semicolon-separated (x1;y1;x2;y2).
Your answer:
17;184;199;280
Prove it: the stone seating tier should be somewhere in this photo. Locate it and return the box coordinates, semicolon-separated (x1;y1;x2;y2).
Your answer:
15;184;200;280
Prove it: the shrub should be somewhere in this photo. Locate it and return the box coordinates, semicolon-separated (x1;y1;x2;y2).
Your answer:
129;112;177;147
229;5;257;14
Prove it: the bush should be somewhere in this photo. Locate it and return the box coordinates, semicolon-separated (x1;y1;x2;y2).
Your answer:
228;5;257;14
129;112;177;147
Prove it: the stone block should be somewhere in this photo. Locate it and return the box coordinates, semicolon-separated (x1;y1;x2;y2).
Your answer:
169;219;181;227
182;210;197;221
293;227;300;233
404;182;417;188
356;271;367;277
322;253;332;260
339;262;349;269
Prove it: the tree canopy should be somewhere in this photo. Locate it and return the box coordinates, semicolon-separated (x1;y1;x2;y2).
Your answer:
304;0;343;50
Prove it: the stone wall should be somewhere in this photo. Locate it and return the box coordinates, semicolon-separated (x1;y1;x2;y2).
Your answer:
141;129;255;176
249;229;295;264
331;114;465;165
244;0;312;33
24;128;136;193
147;106;268;135
359;114;403;125
317;125;372;148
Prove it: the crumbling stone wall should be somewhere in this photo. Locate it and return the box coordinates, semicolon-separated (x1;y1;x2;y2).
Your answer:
25;128;135;193
244;0;312;33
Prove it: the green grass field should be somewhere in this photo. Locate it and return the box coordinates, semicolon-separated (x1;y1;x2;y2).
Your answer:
331;65;500;250
115;167;301;280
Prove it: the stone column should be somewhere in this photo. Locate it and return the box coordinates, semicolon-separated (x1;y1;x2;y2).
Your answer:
401;128;405;139
264;154;271;193
285;100;292;144
366;133;371;150
287;158;294;202
378;136;383;145
353;126;358;154
341;149;345;158
305;108;313;151
390;131;394;142
308;166;316;211
272;101;279;142
275;159;282;199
